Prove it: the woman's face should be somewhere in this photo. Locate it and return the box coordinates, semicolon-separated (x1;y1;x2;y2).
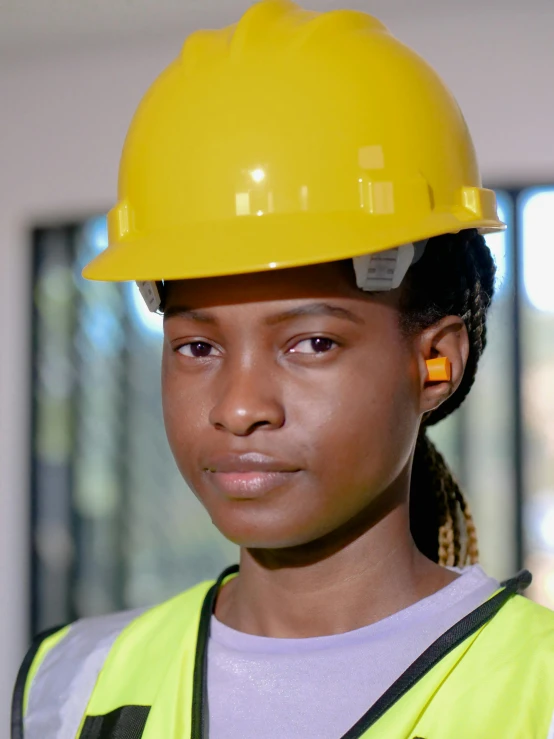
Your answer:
162;261;423;548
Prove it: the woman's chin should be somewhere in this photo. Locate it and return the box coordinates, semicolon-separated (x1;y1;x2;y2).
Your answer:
208;507;326;551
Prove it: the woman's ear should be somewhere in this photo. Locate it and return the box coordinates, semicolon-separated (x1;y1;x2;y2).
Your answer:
417;316;470;416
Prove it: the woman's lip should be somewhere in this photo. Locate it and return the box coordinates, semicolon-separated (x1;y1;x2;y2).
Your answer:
205;470;300;498
203;452;301;474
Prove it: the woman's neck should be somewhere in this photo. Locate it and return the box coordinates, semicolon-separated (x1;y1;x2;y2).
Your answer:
214;502;458;638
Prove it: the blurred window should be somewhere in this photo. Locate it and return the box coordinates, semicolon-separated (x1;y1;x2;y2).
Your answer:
519;188;554;607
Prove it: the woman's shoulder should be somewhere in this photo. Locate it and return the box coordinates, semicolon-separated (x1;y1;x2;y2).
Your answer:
499;591;554;640
32;577;214;662
12;580;215;737
476;590;554;668
14;579;214;726
501;591;554;625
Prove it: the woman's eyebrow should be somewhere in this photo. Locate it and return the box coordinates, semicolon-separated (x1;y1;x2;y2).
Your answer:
163;302;364;325
265;302;364;325
164;306;217;323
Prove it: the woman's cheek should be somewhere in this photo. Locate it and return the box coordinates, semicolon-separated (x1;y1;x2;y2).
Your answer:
162;366;203;466
330;365;417;481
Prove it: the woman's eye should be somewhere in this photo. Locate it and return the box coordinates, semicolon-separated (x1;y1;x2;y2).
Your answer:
289;337;337;355
177;342;219;358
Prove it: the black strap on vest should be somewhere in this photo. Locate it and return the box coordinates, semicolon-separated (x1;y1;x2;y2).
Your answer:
11;623;66;739
339;570;532;738
79;705;151;739
191;564;240;739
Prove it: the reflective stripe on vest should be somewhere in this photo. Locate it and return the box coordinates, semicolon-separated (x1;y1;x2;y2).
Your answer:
24;607;145;739
16;570;554;739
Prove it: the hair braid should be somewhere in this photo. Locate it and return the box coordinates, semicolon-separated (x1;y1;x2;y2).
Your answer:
403;229;495;566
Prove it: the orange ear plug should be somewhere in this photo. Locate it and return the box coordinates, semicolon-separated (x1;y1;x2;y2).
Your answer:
426;357;451;382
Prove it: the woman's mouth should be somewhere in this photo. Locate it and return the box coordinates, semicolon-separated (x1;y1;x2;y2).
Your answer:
203;452;302;499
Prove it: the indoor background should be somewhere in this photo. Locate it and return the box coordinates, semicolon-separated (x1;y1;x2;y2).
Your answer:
1;0;554;732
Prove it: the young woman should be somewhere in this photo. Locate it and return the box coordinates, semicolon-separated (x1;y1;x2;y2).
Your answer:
13;1;554;737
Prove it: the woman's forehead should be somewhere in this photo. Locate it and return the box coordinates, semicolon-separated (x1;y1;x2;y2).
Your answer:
164;260;362;311
162;260;403;329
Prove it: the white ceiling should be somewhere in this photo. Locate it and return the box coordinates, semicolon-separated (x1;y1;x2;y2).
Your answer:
0;0;534;58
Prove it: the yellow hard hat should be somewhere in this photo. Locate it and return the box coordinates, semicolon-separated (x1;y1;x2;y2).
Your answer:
83;0;504;287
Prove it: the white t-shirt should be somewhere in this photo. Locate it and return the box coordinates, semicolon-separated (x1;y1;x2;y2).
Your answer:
207;566;499;738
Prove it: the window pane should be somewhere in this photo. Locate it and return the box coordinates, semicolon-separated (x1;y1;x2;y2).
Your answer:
31;229;77;631
520;188;554;607
466;193;517;580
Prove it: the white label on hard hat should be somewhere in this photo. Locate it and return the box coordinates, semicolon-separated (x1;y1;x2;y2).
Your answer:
352;243;415;292
136;281;161;312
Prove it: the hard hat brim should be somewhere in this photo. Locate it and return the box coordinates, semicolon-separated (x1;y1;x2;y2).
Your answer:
82;211;505;283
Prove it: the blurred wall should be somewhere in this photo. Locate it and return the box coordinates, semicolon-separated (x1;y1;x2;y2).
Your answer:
1;3;553;730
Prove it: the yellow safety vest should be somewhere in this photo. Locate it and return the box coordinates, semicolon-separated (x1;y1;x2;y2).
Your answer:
12;568;554;738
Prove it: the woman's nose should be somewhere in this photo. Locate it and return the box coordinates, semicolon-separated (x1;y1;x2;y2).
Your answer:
208;362;285;436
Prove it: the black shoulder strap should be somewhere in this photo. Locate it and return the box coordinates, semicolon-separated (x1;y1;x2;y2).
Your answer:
339;570;532;738
79;706;151;739
11;624;67;739
191;564;239;739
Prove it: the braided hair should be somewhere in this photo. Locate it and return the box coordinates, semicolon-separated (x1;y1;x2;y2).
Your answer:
401;229;496;567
